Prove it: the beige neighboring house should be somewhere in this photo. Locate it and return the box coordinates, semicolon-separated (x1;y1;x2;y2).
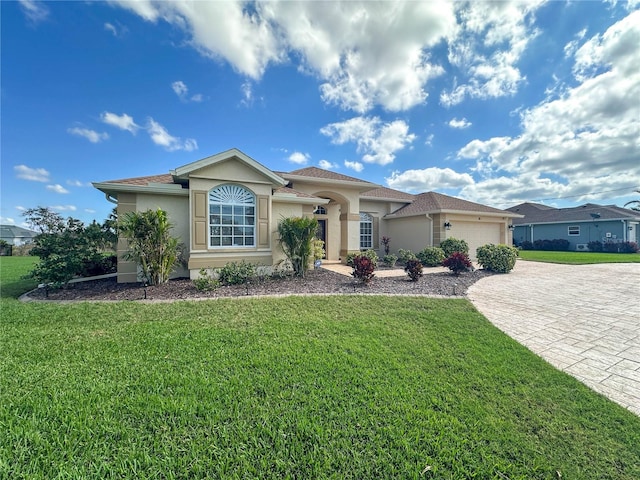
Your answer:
93;148;522;283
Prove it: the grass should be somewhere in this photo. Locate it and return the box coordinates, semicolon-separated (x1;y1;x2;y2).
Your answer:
0;255;37;298
518;249;640;264
2;257;640;479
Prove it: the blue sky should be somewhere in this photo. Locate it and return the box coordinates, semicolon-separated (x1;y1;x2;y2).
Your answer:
2;0;639;227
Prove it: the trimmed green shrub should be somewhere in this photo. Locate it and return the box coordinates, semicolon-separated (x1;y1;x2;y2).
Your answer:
351;255;376;284
382;254;398;268
416;247;445;267
193;268;221;292
587;241;603;252
347;249;378;268
476;244;518;273
442;252;472;275
440;237;469;257
218;260;256;285
397;248;417;264
404;259;423;282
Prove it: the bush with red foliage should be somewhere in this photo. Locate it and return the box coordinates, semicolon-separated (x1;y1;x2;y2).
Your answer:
442;252;472;276
351;255;376;284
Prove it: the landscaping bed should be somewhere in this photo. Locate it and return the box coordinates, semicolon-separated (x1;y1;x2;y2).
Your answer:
24;267;493;301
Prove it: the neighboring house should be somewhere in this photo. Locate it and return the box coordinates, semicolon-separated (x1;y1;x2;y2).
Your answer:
0;224;37;246
93;148;521;283
507;202;640;250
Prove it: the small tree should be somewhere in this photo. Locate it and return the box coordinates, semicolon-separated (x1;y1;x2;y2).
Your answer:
119;209;180;285
277;216;318;277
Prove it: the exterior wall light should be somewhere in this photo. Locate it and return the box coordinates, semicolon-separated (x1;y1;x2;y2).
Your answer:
508;224;515;230
444;222;452;230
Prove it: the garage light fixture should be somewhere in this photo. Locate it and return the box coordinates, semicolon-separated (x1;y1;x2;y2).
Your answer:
444;222;452;230
508;224;515;230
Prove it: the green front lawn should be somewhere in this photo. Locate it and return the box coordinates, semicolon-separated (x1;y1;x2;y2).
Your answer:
518;249;640;264
1;257;639;479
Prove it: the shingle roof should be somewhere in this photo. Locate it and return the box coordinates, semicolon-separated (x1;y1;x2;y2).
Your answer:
0;225;37;239
507;202;640;224
284;167;373;184
390;191;513;217
361;187;415;202
272;186;323;199
101;173;176;186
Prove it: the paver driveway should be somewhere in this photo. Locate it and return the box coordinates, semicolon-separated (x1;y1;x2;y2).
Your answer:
467;260;640;415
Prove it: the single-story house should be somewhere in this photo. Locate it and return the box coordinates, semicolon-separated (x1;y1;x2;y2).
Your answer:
93;148;522;282
507;202;640;250
0;224;37;246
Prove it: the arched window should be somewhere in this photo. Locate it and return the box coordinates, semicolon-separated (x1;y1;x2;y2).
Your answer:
209;185;255;247
359;212;373;249
314;205;327;215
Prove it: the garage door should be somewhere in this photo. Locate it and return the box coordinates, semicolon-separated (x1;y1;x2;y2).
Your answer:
448;222;501;258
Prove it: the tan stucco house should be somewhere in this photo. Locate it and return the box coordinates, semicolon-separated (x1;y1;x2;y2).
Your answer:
93;148;521;283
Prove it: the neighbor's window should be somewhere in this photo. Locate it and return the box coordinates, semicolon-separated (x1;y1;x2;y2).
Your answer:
209;184;255;247
568;226;580;236
360;212;373;249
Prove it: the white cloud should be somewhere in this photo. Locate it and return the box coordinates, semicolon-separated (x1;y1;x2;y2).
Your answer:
51;205;77;212
240;81;254;107
101;111;140;134
47;184;70;194
455;10;640;206
19;0;49;25
440;1;546;107
172;80;188;98
448;118;472;129
320;116;416;166
85;208;96;214
67;127;109;143
386;167;474;192
425;134;435;147
104;22;127;37
146;118;198;152
0;216;16;225
67;180;90;187
190;93;204;102
109;1;456;113
288;151;310;165
14;165;50;182
344;160;364;172
16;206;26;212
318;160;339;170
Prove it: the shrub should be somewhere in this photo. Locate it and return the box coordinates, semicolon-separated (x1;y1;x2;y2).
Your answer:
404;259;423;282
440;237;469;257
476;244;518;273
347;249;378;268
312;239;325;263
382;254;398;268
381;236;391;255
442;252;472;276
587;241;603;252
193;268;221;292
551;239;570;251
620;241;639;253
218;260;256;285
397;248;417;264
277;216;318;277
519;240;534;250
416;247;445;267
351;255;376;284
80;254;117;277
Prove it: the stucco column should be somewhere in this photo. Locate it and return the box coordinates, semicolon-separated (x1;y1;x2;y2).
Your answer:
339;212;361;262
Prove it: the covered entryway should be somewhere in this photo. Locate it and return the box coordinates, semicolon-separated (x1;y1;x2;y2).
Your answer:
448;221;502;258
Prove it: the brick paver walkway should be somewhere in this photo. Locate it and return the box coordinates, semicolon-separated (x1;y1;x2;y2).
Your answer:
468;260;640;415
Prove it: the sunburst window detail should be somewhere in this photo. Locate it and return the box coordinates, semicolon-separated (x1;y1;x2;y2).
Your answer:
209;185;256;247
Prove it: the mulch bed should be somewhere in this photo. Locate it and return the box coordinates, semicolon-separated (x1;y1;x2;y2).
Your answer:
24;267;493;302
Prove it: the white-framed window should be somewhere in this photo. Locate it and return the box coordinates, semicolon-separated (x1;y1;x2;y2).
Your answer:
568;226;580;236
360;212;373;249
209;184;255;247
314;205;327;215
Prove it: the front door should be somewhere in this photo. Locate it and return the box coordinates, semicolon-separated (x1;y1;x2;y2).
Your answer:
316;219;327;258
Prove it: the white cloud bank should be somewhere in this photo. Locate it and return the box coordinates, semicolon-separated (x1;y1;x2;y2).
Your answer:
109;1;546;114
67;127;109;143
47;184;70;194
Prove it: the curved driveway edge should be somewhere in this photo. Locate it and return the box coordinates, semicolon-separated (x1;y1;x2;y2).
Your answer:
467;260;640;416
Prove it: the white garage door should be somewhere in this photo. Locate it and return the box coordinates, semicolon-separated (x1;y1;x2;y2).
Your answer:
448;222;502;258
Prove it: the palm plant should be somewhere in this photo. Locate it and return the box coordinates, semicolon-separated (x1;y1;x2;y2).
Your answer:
119;209;180;285
277;216;318;277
